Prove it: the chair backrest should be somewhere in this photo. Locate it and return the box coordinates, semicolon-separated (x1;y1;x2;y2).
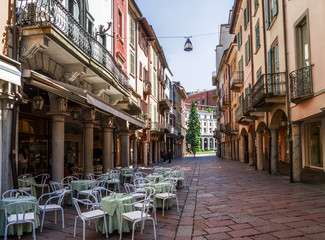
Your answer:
38;189;66;206
124;183;137;194
49;181;64;192
61;176;78;185
134;177;149;188
110;170;120;175
73;195;102;220
18;173;33;179
134;172;148;179
91;187;114;202
18;178;32;187
34;173;50;184
86;173;95;180
144;187;155;200
4;201;37;224
2;189;32;199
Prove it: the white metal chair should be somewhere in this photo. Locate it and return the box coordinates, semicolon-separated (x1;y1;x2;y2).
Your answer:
18;179;33;195
4;201;38;240
134;187;157;225
76;181;99;199
134;172;148;179
154;178;179;216
2;189;32;199
133;177;151;190
174;169;188;190
61;176;78;188
33;173;50;196
120;198;156;240
73;196;108;240
124;183;146;200
38;189;66;232
18;173;33;178
90;187;115;202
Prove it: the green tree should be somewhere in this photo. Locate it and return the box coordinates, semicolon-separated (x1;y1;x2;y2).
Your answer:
186;100;201;153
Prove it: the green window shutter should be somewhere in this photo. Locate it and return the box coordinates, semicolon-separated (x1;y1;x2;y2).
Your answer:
273;0;278;17
241;55;244;72
154;72;157;97
247;0;250;23
256;23;260;48
154;106;157;122
245;41;248;65
130;51;135;75
245;87;249;96
268;50;272;74
274;43;279;73
240;26;242;46
248;35;251;61
265;0;270;29
244;9;247;30
130;18;135;46
255;0;258;10
248;84;251;94
238;33;240;50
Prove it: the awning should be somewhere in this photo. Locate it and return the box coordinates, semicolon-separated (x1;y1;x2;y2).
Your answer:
0;58;21;86
23;70;145;128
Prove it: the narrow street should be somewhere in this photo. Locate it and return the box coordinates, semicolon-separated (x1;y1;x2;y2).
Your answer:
14;155;325;240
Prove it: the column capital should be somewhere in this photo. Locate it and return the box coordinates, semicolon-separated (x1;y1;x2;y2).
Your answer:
270;127;278;131
101;115;115;128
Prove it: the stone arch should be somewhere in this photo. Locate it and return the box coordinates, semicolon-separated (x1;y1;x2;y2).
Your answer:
240;128;248;136
270;109;287;128
256;121;266;132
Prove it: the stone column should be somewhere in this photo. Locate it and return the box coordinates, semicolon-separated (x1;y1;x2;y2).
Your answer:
270;128;278;174
154;141;158;163
248;131;254;166
292;123;302;182
208;138;210;150
0;95;15;193
84;122;94;175
102;127;114;172
239;135;245;162
120;130;130;167
201;138;204;151
131;133;138;167
256;131;263;171
51;114;67;182
143;140;148;166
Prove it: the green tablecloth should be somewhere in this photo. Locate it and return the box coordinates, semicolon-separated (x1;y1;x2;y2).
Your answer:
68;180;95;205
98;193;135;234
120;169;134;184
146;182;173;208
0;196;40;237
101;174;120;191
146;174;164;182
18;178;37;197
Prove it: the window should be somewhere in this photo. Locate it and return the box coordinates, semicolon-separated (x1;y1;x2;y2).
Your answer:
295;16;310;68
257;68;262;80
204;128;206;133
69;0;80;23
255;21;260;51
244;8;247;30
255;0;259;11
117;9;123;38
238;55;243;76
153;52;157;69
130;51;135;76
237;26;242;50
267;41;279;93
202;99;205;105
154;72;157;97
204;122;206;126
306;122;323;168
266;0;278;29
130;17;135;47
245;35;251;65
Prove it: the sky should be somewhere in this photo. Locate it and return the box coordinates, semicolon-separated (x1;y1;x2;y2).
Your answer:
135;0;234;93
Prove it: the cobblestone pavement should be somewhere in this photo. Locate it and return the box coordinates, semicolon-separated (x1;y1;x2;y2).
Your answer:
6;155;325;239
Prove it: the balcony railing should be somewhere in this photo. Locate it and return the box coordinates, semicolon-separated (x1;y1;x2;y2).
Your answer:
243;94;252;115
235;103;244;122
251;72;286;108
290;65;313;103
159;98;171;110
230;71;244;91
17;0;129;90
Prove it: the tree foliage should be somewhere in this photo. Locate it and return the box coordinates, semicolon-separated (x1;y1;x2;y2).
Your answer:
186;100;201;152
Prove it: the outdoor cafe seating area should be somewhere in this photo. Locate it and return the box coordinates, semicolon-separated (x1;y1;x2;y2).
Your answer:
0;165;188;240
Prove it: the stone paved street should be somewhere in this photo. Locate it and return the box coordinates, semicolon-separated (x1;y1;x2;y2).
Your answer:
7;155;325;239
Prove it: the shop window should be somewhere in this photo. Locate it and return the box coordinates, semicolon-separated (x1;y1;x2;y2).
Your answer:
306;122;323;168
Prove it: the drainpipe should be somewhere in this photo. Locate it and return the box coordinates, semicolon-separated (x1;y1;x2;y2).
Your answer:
282;0;293;182
226;63;232;160
261;0;272;174
249;0;257;169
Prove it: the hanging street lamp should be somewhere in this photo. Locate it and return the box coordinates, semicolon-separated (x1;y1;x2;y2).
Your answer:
184;38;193;52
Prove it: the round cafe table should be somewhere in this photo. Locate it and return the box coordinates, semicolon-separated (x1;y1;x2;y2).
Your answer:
146;174;164;182
0;196;40;237
98;193;135;234
18;178;37;197
67;180;95;205
146;182;173;208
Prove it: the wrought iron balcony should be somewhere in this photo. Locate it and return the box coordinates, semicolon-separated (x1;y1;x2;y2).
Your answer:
230;71;244;92
235;103;244;123
16;0;129;90
159;98;171;110
220;94;230;111
251;72;286;108
290;65;313;103
243;94;252;115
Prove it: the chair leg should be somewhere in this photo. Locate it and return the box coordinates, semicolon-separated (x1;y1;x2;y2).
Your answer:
103;214;108;238
83;220;86;240
55;210;57;224
153;206;157;225
132;221;137;240
74;216;78;237
4;224;8;240
162;199;165;216
152;218;157;240
176;196;180;213
120;215;123;240
61;208;65;229
32;221;36;240
40;210;45;232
